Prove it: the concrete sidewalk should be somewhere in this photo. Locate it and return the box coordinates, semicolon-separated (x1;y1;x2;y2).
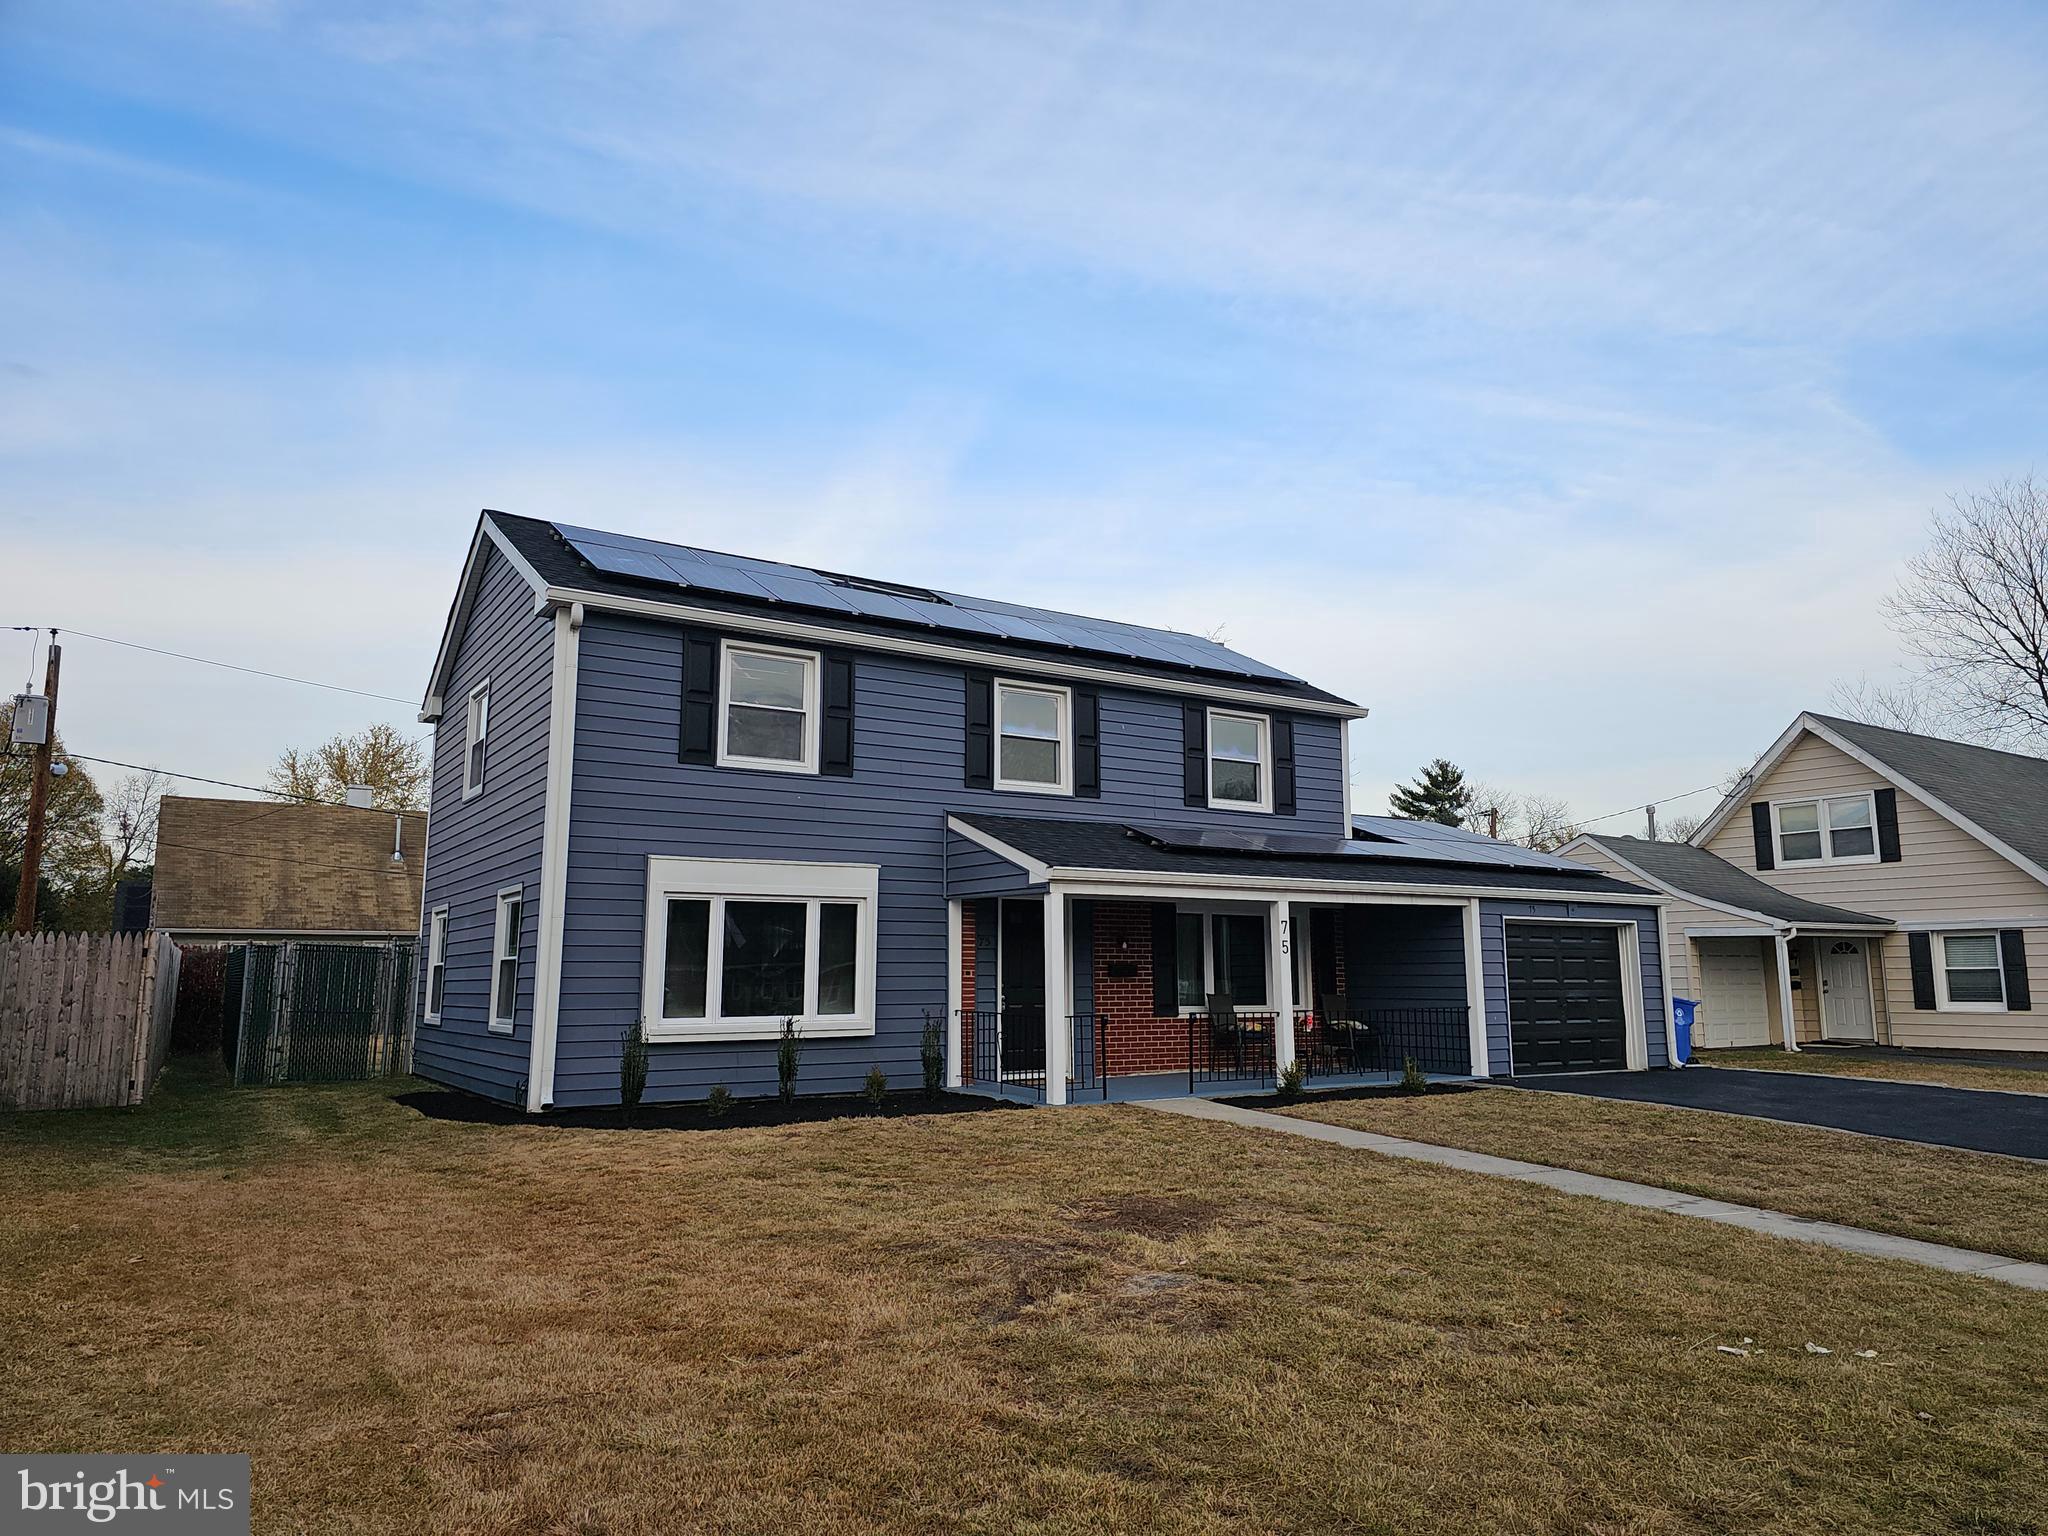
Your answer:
1144;1096;2048;1291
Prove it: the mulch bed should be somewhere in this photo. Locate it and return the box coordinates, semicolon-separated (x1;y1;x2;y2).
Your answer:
396;1087;1023;1131
1219;1081;1487;1110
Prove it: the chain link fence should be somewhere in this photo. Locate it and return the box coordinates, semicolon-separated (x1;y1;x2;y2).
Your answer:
229;940;417;1087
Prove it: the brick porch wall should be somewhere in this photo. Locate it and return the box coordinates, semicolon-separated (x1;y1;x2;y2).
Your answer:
1090;901;1194;1075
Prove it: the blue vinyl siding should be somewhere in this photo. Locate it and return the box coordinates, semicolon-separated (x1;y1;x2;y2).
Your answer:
553;612;1348;1106
946;835;1040;898
411;543;553;1104
1479;901;1668;1075
1342;906;1466;1013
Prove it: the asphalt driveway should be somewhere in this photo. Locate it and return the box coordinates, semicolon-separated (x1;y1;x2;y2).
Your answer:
1516;1067;2048;1160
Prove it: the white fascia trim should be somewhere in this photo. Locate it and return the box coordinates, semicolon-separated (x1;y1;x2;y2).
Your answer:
1688;716;1812;847
420;514;554;722
1892;915;2048;931
526;602;581;1112
1683;923;1780;938
537;583;1367;719
944;816;1054;885
1559;835;1800;933
1782;922;1896;937
1042;865;1670;904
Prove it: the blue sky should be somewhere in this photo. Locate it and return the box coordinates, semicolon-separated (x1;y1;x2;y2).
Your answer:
5;0;2046;828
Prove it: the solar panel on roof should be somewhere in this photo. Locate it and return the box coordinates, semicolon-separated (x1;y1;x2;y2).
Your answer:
562;535;681;586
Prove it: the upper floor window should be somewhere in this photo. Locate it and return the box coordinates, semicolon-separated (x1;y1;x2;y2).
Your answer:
994;680;1070;794
1774;794;1876;864
1207;709;1270;813
463;681;490;798
488;885;522;1034
719;642;818;773
1936;932;2006;1010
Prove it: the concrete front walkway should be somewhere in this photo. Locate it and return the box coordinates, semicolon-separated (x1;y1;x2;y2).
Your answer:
1144;1096;2048;1291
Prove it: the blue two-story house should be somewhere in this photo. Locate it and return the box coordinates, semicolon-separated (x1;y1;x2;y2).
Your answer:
412;512;1672;1110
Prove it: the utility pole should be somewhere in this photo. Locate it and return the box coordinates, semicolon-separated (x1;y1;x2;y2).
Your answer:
1485;805;1500;840
13;633;60;934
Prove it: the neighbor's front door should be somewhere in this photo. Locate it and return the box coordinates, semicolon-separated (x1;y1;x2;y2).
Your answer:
998;900;1047;1075
1820;939;1875;1041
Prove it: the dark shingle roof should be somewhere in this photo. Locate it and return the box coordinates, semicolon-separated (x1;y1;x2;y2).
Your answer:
488;511;1356;710
1579;835;1888;927
1809;714;2048;877
957;814;1658;897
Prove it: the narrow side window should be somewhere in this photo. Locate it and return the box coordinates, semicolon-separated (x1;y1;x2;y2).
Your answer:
424;906;449;1023
464;681;491;798
489;886;523;1033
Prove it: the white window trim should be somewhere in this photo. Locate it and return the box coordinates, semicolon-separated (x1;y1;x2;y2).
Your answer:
992;678;1073;796
716;639;821;774
1933;930;2007;1013
1206;707;1273;814
462;679;490;799
1770;792;1879;866
1171;900;1272;1012
640;856;879;1042
488;884;522;1035
424;905;449;1025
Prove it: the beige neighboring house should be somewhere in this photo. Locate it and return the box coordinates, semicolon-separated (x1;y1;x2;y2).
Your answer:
1560;713;2046;1055
151;794;424;943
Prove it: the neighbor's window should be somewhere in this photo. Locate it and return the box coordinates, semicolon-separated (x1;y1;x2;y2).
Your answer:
488;886;522;1033
642;858;877;1041
1171;908;1270;1010
424;906;449;1023
1775;794;1876;864
994;680;1069;792
1937;932;2006;1010
719;643;818;771
463;681;490;798
1207;709;1270;811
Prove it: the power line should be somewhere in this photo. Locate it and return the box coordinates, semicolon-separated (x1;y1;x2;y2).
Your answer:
40;626;417;707
1571;779;1733;832
67;755;425;817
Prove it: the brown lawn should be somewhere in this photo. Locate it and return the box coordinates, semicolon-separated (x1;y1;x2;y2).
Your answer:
1278;1084;2048;1265
3;1059;2046;1535
1699;1045;2048;1096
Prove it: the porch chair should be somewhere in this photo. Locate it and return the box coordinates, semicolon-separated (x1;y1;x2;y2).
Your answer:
1317;992;1366;1074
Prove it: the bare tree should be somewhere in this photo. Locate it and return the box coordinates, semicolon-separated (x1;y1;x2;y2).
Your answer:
1517;793;1578;852
1664;812;1703;843
1886;475;2048;747
269;723;429;810
1825;674;1960;738
101;768;169;878
1462;781;1520;841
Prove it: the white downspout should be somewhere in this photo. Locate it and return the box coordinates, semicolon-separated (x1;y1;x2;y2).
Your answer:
1773;928;1802;1054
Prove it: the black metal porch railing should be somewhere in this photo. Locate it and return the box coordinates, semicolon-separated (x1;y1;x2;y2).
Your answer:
1294;1006;1471;1079
959;1008;1046;1100
1188;1010;1278;1092
1069;1013;1105;1099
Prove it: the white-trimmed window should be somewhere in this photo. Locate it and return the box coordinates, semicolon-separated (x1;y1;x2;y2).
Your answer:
488;886;522;1034
1773;793;1876;864
1172;907;1270;1010
1935;932;2006;1011
641;857;878;1041
994;680;1071;794
718;642;819;772
424;906;449;1024
1207;709;1271;812
463;681;490;798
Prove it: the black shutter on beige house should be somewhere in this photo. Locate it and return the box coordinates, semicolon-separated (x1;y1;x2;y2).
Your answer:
1273;717;1297;815
821;653;855;777
1875;788;1902;862
2000;930;2032;1010
1182;703;1208;808
1750;803;1775;870
679;631;719;764
964;672;994;789
1151;903;1179;1015
1908;932;1937;1011
1075;688;1101;798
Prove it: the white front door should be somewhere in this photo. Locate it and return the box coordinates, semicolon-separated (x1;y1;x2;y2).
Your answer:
1696;939;1771;1048
1820;939;1875;1041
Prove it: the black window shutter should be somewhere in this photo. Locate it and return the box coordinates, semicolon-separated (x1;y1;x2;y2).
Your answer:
1150;903;1179;1015
2000;930;2032;1010
964;672;993;789
1908;932;1936;1011
679;631;718;765
1750;803;1775;870
1074;689;1101;798
1182;703;1208;808
1273;717;1296;816
821;653;855;777
1875;788;1902;862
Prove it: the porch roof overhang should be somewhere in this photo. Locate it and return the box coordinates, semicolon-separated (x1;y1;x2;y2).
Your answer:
1569;833;1892;935
947;813;1666;905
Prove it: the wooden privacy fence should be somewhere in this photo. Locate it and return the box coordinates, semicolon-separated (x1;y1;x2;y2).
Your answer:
0;931;183;1111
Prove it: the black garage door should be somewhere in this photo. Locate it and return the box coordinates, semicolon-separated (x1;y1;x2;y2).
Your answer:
1507;923;1629;1075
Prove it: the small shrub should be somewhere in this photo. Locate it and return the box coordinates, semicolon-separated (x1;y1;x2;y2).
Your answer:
777;1017;803;1104
619;1020;649;1119
706;1084;732;1119
1277;1058;1306;1100
921;1013;945;1097
864;1064;890;1109
1399;1054;1428;1095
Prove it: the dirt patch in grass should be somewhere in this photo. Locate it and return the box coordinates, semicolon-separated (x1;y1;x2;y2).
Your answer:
398;1084;1019;1130
1699;1046;2048;1096
1279;1085;2048;1265
5;1064;2047;1534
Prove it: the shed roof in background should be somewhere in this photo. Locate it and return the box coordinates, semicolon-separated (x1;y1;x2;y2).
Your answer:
151;795;423;936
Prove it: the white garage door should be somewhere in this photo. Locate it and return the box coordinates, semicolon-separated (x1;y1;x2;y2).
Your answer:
1696;939;1771;1048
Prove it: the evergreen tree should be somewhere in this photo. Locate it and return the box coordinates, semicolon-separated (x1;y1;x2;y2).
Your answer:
1388;758;1473;826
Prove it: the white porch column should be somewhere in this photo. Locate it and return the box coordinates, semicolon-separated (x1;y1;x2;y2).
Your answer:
1773;930;1802;1053
945;898;964;1089
1463;899;1490;1077
1043;887;1071;1105
1271;898;1297;1074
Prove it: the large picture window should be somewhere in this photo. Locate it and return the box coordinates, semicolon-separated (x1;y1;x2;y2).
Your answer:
641;857;878;1041
1773;794;1876;864
1172;907;1270;1009
1207;709;1270;812
994;680;1070;793
718;642;819;772
1935;932;2006;1011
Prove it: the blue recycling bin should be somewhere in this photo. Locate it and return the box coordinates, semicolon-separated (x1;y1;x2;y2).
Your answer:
1671;997;1698;1065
